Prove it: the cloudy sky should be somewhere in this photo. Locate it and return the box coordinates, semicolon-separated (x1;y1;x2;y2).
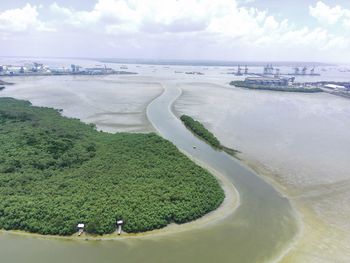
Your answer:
1;0;350;63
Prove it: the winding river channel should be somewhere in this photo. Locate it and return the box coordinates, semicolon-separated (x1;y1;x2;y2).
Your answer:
0;81;299;263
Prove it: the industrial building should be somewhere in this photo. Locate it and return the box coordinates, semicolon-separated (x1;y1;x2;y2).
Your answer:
0;62;118;76
244;77;294;87
323;84;348;91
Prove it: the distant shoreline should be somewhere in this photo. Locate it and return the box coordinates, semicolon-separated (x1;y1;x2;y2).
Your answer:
0;71;137;77
230;80;323;93
100;58;332;67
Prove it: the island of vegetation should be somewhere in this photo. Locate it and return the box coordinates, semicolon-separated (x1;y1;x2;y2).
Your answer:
230;80;323;93
180;115;239;156
0;98;224;236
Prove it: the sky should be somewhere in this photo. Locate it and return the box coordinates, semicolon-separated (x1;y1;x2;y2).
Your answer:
1;0;350;63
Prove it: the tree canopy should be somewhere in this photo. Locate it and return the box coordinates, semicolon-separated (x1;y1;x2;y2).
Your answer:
180;115;221;148
0;98;224;236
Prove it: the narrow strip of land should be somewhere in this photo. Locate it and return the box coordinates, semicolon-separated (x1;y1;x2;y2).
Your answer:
180;114;239;156
230;80;323;93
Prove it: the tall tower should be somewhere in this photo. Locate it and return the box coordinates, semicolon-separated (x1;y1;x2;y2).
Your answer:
310;67;315;75
236;65;242;76
302;66;307;75
294;67;300;75
274;68;280;78
263;65;268;75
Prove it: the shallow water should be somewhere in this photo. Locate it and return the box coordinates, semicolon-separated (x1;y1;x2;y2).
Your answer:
0;75;162;133
174;82;350;262
0;73;299;263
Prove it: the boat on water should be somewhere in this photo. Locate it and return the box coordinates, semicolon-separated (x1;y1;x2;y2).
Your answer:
185;72;204;75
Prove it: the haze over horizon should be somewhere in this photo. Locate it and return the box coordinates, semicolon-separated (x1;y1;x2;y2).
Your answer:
1;0;350;63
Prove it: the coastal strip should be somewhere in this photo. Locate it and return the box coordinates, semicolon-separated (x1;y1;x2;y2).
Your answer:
180;114;240;156
230;80;323;93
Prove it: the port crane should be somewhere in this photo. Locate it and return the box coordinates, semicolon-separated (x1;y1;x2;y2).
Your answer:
263;64;274;75
244;65;248;75
294;67;300;75
302;66;307;75
310;67;315;75
236;65;243;76
274;68;280;78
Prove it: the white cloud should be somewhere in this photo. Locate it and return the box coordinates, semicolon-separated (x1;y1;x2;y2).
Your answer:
50;0;211;33
0;4;54;33
309;1;350;28
45;0;349;52
1;0;349;61
343;18;350;28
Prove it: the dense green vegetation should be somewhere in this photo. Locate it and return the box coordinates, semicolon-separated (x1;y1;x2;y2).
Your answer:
230;81;323;93
180;115;239;156
180;115;221;148
0;98;224;236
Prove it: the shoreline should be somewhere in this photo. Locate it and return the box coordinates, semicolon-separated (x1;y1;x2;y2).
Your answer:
236;157;304;263
172;82;304;262
173;81;350;262
241;156;350;262
229;80;323;93
0;154;239;241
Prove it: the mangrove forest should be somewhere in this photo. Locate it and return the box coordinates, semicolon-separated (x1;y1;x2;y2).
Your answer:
180;115;239;156
0;98;224;236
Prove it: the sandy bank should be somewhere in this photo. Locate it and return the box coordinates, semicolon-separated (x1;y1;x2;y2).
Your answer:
0;77;163;133
0;157;239;241
244;159;350;263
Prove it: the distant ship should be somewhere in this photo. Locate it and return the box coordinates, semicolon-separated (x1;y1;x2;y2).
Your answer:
185;72;204;75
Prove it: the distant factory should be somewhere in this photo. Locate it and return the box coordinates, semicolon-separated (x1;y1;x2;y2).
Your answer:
0;62;50;75
0;62;134;76
290;66;320;76
228;64;321;78
83;66;114;75
231;65;249;76
262;65;320;76
323;83;350;91
263;64;275;75
244;76;295;87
